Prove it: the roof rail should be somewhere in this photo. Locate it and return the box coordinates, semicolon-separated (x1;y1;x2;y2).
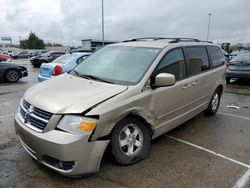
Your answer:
123;37;169;42
123;37;213;43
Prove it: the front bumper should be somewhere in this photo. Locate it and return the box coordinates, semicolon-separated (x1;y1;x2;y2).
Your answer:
14;114;109;176
21;70;28;78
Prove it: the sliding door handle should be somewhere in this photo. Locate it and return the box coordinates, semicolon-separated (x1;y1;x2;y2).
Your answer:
182;84;191;89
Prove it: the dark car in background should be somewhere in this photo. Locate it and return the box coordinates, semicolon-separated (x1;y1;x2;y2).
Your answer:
0;62;28;82
226;53;250;83
30;51;65;68
12;50;31;59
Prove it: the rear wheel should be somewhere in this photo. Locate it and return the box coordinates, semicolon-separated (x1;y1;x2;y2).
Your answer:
111;117;151;165
204;88;221;115
5;69;20;82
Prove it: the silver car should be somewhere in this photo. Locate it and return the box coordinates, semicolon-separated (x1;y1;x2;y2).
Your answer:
14;38;226;177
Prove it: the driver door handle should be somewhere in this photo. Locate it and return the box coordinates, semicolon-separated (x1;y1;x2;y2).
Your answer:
192;81;199;86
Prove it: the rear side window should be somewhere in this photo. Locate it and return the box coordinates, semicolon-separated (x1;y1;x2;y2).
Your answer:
207;46;225;68
155;48;186;81
186;47;209;75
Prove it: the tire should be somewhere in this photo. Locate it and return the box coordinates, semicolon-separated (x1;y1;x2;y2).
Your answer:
111;117;151;165
204;88;221;115
5;69;21;82
226;78;230;84
33;60;44;68
32;62;40;68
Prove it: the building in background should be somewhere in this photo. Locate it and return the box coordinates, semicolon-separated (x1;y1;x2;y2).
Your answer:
81;39;118;50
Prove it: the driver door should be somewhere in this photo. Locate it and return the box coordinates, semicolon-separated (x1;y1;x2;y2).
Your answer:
152;48;196;138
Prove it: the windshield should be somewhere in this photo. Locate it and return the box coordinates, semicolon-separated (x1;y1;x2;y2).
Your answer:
40;51;52;56
230;53;250;62
53;53;78;64
73;46;160;85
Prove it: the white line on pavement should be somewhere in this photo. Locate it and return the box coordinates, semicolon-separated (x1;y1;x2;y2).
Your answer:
233;168;250;188
0;114;14;119
218;112;250;121
166;135;250;168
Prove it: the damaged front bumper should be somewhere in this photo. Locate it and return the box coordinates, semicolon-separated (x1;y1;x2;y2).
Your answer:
14;113;109;176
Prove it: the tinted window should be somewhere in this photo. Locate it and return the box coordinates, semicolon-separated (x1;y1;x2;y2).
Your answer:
155;48;186;80
187;47;209;75
207;46;225;67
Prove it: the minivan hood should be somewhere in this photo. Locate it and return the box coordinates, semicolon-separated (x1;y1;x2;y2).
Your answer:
24;74;128;114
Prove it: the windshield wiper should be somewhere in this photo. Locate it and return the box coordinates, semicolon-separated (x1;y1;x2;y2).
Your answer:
80;74;114;84
71;70;81;76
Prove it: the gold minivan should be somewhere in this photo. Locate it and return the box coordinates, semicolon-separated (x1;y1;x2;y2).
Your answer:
14;38;226;176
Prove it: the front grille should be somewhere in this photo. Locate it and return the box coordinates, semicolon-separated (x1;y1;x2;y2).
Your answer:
43;155;75;171
19;99;53;132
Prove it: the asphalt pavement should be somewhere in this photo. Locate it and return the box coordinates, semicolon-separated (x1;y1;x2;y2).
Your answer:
0;59;250;188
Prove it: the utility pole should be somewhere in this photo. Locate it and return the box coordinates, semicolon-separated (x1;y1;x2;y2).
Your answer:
206;13;212;41
102;0;104;47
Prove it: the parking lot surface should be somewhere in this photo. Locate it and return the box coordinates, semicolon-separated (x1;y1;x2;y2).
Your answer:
1;59;250;188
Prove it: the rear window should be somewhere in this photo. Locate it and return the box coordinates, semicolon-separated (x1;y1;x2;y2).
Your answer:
53;54;78;64
230;53;250;62
207;46;225;68
186;47;209;75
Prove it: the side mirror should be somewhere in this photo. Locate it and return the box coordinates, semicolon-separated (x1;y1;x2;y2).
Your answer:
153;73;175;87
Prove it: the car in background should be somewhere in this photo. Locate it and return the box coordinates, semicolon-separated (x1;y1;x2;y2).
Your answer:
38;52;91;82
0;62;28;82
28;50;38;57
0;54;12;62
226;53;250;83
30;51;65;68
12;50;31;59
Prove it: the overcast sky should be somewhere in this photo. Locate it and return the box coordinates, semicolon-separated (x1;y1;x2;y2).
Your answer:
0;0;250;46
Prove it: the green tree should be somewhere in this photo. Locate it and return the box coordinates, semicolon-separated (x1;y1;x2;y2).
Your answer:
20;32;45;49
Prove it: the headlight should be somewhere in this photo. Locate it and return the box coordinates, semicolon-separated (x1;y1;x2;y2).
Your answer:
57;115;97;135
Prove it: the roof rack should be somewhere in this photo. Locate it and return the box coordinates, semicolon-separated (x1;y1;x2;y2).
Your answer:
123;37;213;43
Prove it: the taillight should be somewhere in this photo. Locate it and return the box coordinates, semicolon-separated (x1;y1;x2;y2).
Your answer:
52;65;62;76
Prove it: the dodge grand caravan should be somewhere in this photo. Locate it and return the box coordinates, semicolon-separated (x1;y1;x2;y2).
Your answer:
14;38;226;176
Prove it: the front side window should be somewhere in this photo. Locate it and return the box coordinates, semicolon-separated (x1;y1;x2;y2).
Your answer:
73;46;160;85
186;47;209;75
155;48;186;81
207;46;225;67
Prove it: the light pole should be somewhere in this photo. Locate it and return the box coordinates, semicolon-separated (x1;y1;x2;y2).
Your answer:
102;0;104;47
206;13;212;41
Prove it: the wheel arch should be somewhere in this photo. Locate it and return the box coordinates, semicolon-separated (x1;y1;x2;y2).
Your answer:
217;84;223;95
96;113;154;141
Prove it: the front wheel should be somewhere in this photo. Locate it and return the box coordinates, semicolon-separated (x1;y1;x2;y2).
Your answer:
204;88;221;115
111;117;151;165
5;69;20;82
